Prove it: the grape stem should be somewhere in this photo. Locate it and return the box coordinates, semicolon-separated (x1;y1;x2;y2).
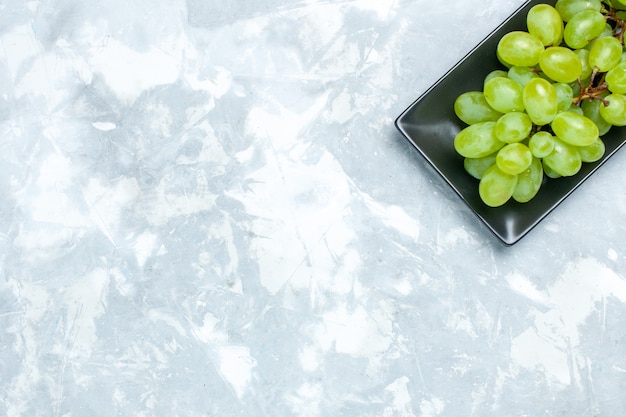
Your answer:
565;2;626;107
573;69;611;106
603;1;626;44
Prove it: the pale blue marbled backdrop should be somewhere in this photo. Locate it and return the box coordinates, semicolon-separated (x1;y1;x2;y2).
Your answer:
1;0;626;416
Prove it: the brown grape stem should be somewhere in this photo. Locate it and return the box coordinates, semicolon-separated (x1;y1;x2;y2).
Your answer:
572;68;611;107
603;2;626;44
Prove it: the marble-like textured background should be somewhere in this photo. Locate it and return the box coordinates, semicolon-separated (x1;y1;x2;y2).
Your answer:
2;0;626;415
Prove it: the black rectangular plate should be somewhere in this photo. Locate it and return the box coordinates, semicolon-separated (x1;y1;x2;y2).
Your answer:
395;0;626;246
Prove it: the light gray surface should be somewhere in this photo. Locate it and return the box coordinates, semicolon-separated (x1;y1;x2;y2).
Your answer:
2;0;626;415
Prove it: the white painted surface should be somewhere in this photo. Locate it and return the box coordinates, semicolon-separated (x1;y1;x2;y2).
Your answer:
1;0;625;415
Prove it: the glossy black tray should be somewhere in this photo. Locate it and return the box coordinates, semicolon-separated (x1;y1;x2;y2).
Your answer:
395;0;626;246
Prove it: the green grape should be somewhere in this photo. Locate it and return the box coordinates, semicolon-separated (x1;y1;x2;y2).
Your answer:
523;78;559;125
551;110;599;146
484;70;509;86
599;93;626;126
497;31;545;67
527;4;564;46
479;164;518;207
529;131;556;158
542;159;562;178
454;92;502;125
464;153;498;179
494;112;533;143
543;137;583;176
483;77;525;113
539;46;583;83
555;0;601;22
606;61;626;94
588;36;623;72
563;10;606;49
512;157;544;203
567;103;585;115
578;137;605;162
496;143;534;175
584;24;615;52
599;22;614;37
496;49;513;69
574;49;593;80
508;66;539;86
554;83;574;112
454;121;505;158
581;98;612;135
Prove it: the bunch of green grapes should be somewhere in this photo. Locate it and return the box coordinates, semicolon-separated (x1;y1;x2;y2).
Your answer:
453;0;626;207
